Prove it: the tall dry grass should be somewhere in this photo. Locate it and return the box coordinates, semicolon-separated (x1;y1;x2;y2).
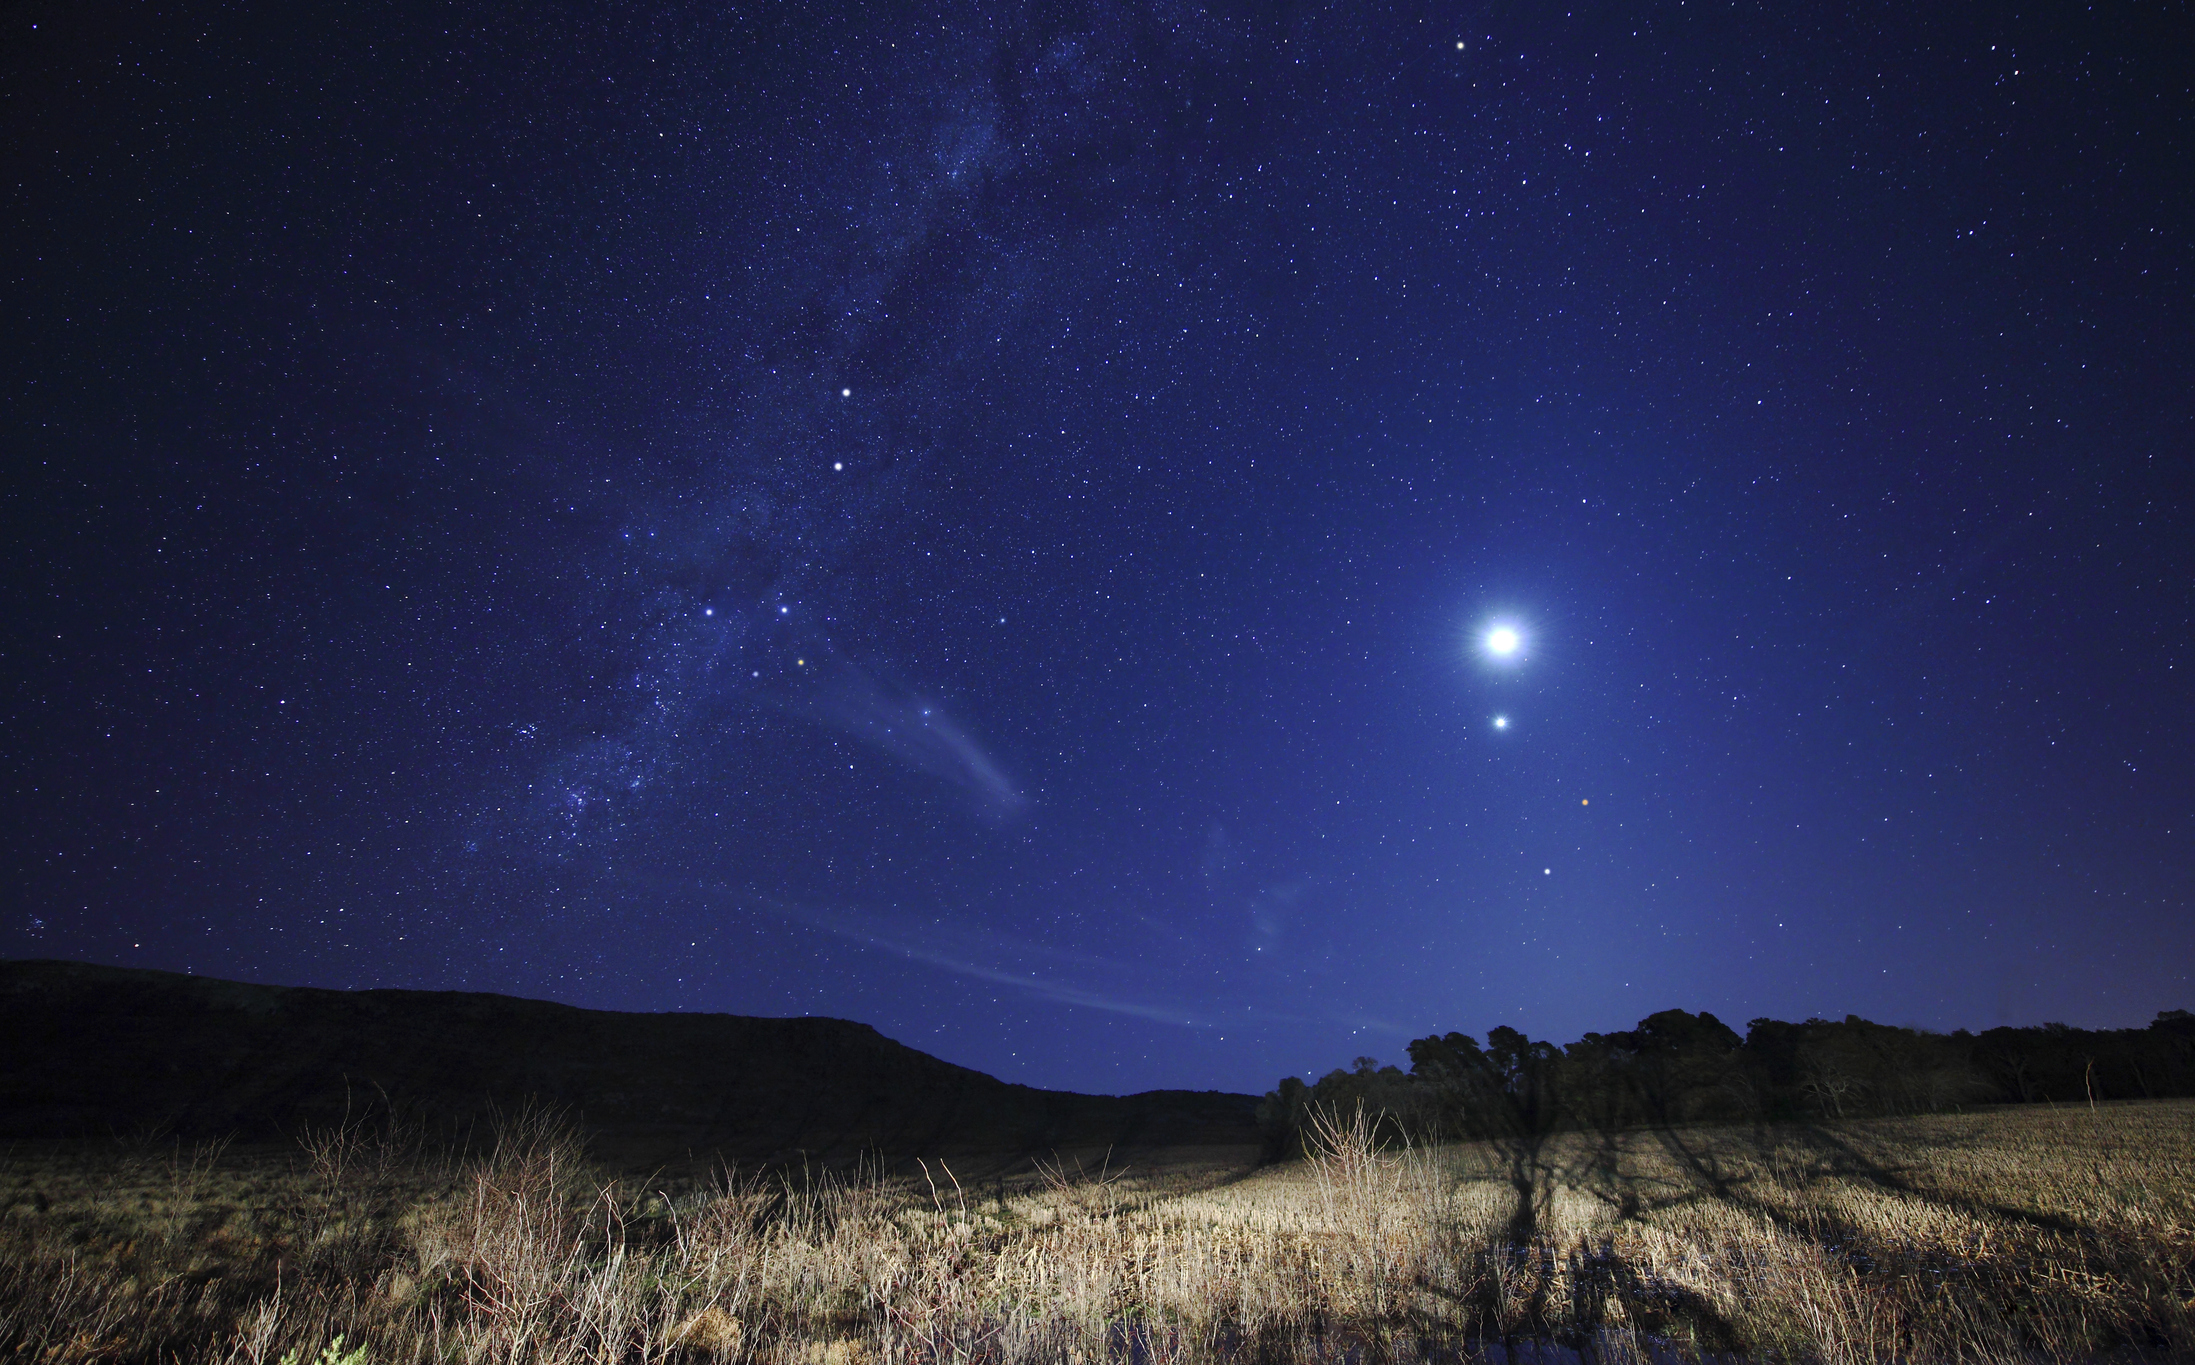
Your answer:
2;1100;2190;1363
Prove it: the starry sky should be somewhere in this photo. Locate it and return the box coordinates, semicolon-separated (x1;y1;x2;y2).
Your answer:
6;0;2191;1095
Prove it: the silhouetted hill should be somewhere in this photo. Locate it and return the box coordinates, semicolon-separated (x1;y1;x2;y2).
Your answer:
0;961;1257;1161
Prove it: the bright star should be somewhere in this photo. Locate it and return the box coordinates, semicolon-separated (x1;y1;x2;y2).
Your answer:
1487;626;1520;656
1493;715;1509;729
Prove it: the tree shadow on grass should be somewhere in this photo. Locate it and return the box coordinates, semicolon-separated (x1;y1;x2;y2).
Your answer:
1785;1121;2093;1239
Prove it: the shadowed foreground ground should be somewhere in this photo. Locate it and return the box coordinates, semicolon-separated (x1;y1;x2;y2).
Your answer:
3;1100;2190;1363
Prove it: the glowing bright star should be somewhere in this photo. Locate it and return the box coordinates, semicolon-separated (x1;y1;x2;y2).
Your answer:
1493;715;1509;729
703;607;713;617
1487;626;1520;656
833;461;843;470
840;387;851;397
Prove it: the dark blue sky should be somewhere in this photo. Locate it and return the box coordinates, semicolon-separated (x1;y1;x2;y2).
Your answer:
6;0;2190;1095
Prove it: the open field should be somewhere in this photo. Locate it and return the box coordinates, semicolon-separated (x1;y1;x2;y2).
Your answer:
3;1100;2191;1364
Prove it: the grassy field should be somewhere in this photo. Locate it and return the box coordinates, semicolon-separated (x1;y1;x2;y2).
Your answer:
2;1100;2190;1363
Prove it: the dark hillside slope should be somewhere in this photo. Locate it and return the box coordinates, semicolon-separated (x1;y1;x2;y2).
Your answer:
0;961;1256;1161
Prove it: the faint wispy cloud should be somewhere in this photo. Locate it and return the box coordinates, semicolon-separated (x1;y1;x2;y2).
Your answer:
635;873;1327;1033
780;654;1026;823
754;895;1212;1027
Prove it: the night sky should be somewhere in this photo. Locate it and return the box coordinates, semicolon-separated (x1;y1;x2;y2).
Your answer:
6;1;2191;1096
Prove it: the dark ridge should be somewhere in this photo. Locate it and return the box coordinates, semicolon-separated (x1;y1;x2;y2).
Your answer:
0;960;1257;1162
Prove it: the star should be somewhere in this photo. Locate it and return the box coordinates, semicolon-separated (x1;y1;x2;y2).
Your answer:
1487;626;1520;656
1493;715;1509;729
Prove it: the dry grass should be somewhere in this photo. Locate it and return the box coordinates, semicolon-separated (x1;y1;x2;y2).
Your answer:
2;1100;2190;1363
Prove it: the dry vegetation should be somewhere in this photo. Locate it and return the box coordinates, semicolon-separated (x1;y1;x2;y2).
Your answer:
3;1100;2191;1364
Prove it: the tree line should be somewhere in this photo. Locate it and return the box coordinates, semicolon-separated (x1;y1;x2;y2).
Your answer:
1257;1007;2195;1154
